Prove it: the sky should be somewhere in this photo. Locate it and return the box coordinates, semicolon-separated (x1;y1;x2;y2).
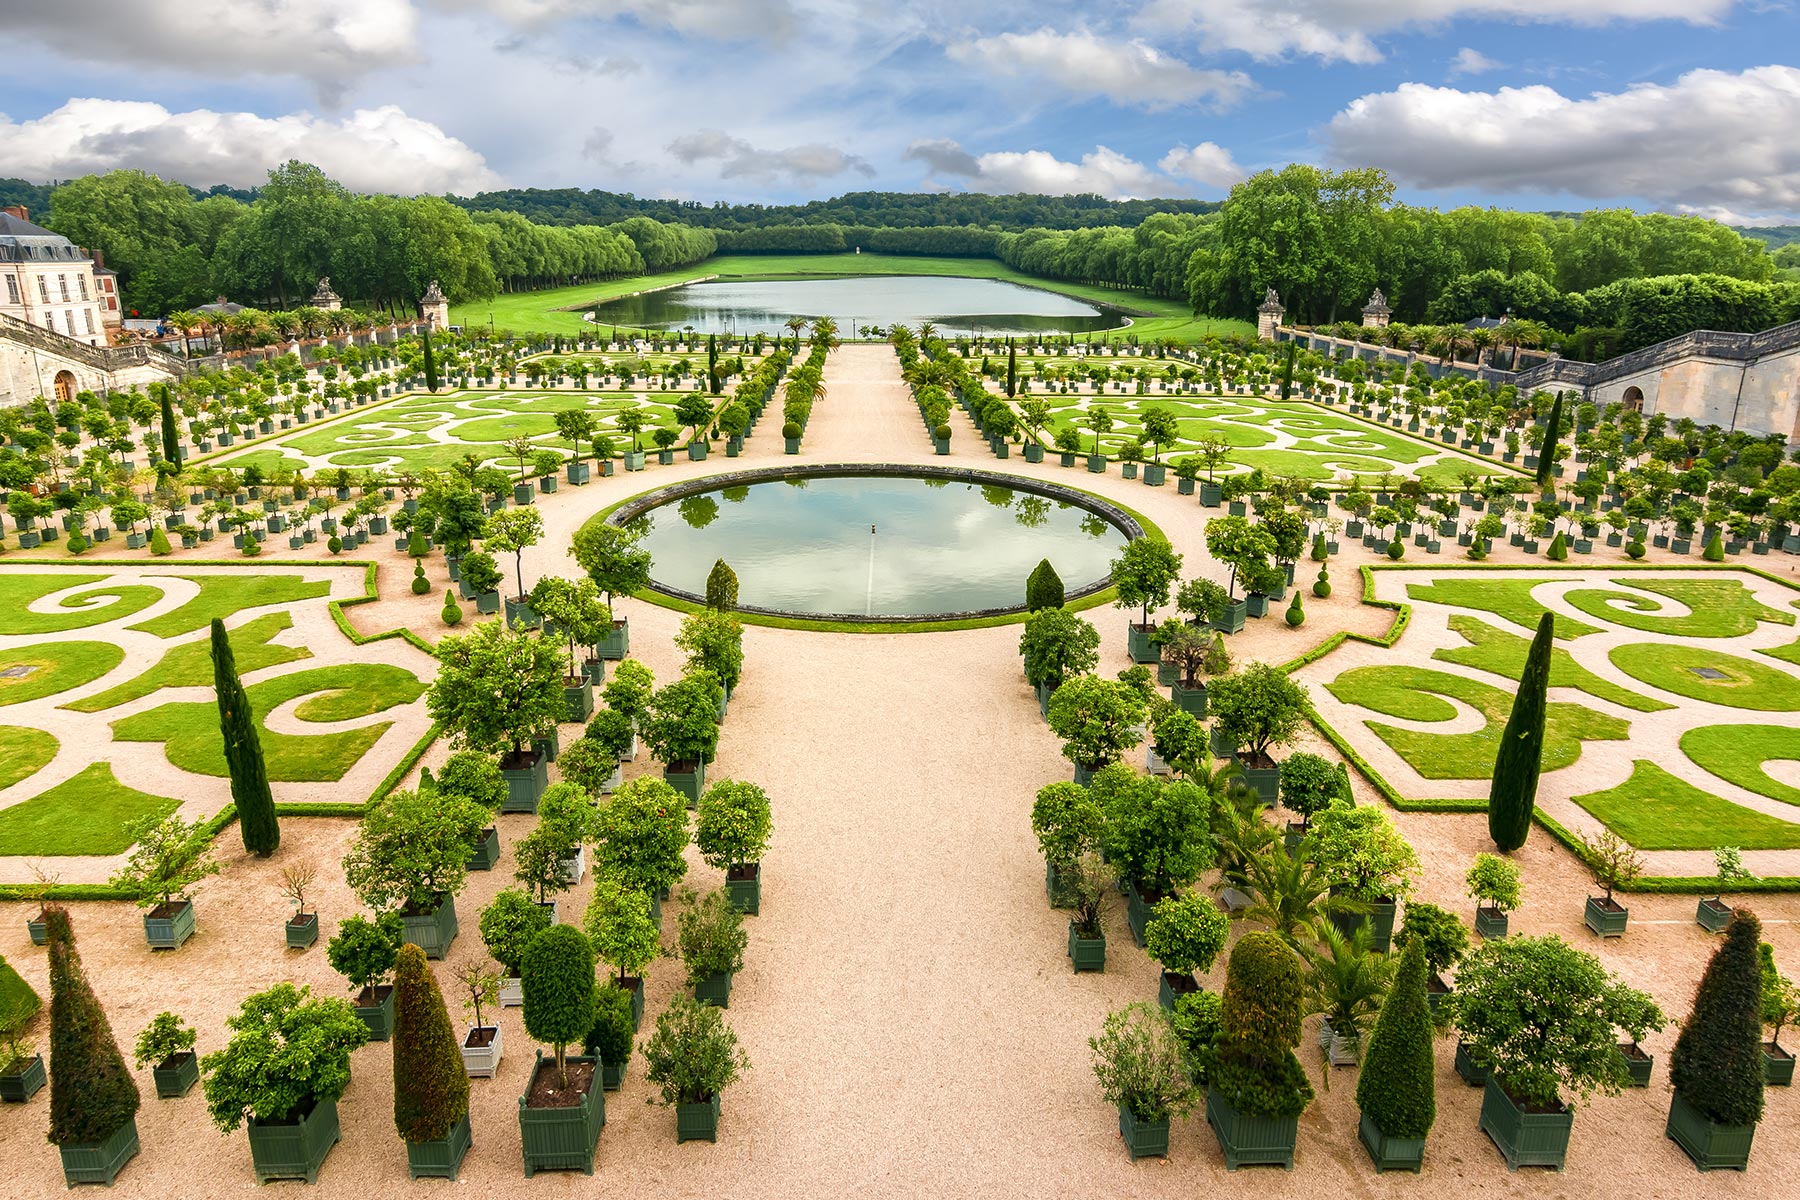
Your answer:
1;2;1799;223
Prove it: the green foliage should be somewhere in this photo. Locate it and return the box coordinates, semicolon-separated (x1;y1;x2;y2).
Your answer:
1536;395;1562;488
592;776;690;896
704;559;739;612
582;872;662;983
44;907;140;1146
1546;530;1569;561
676;888;748;986
478;887;551;976
556;735;618;796
1395;902;1469;976
1466;852;1522;913
149;526;172;556
1303;803;1420;902
326;912;403;995
1171;989;1224;1082
675;609;744;692
1276;752;1337;825
1089;1002;1198;1123
342;787;484;913
1355;938;1436;1140
212;617;277;857
1206;931;1314;1119
695;778;772;871
1025;558;1065;611
456;550;503;596
1670;913;1767;1126
1284;590;1305;626
522;924;596;1083
1304;921;1394;1047
200;983;369;1132
1030;781;1105;869
1092;763;1215;894
391;944;469;1143
428;617;566;758
1313;565;1331;598
643;996;749;1106
1703;531;1726;561
1625;538;1646;560
1488;611;1552;851
602;659;655;724
1109;536;1183;625
440;590;463;625
1762;943;1798;1044
641;671;722;767
411;561;430;595
107;813;218;910
582;985;635;1071
1206;663;1308;760
1018;607;1100;690
1149;706;1207;775
430;750;507;813
1047;674;1147;769
1145;892;1229;977
132;1011;195;1069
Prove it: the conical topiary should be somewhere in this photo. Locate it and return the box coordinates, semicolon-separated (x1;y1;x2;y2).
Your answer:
441;591;463;626
212;618;277;856
1671;910;1765;1128
392;944;469;1144
149;526;172;556
1026;558;1065;611
1356;937;1435;1141
1310;533;1327;562
1535;394;1562;488
44;907;140;1149
1546;531;1568;561
411;561;430;595
705;559;739;612
1487;611;1551;852
1703;532;1725;562
1285;591;1304;627
1312;565;1331;598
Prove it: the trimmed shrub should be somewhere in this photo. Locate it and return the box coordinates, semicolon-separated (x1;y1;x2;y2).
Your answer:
440;591;463;625
643;996;748;1106
1396;902;1469;977
1385;538;1404;560
411;561;430;595
582;984;635;1072
781;420;801;440
1090;1002;1197;1123
1703;532;1726;562
43;906;140;1147
1026;558;1065;611
676;888;748;987
328;535;343;555
1487;612;1551;852
1284;591;1304;626
212;618;278;857
1145;892;1229;977
522;924;596;1085
478;888;550;977
1207;931;1314;1119
1626;539;1647;560
1312;565;1331;598
149;526;172;556
392;943;469;1143
1356;937;1436;1139
1546;531;1569;561
704;559;739;612
1671;910;1766;1127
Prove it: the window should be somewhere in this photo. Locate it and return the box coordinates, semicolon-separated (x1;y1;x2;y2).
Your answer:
42;312;53;329
77;275;88;301
37;275;49;302
84;310;95;335
65;310;76;335
58;274;69;301
4;274;17;304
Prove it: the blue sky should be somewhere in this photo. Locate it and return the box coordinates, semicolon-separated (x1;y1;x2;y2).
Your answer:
1;2;1797;222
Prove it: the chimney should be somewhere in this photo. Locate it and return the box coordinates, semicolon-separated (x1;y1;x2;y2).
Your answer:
1;205;26;221
90;249;105;269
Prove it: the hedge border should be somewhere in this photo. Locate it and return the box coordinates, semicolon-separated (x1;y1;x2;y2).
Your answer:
1280;560;1800;893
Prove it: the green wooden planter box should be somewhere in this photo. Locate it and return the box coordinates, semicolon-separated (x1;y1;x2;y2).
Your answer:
1118;1103;1169;1160
152;1051;200;1099
1086;454;1107;473
1477;1078;1571;1171
694;970;734;1007
1240;763;1280;807
0;1052;46;1102
500;752;549;813
1045;858;1075;908
144;900;196;950
401;895;460;960
1200;482;1223;506
601;1057;626;1091
1158;970;1197;1012
355;986;396;1041
1619;1042;1654;1088
466;826;501;871
1696;897;1732;932
664;760;706;805
1206;1084;1299;1169
596;620;630;660
1213;598;1247;634
1665;1089;1755;1171
1474;906;1509;939
563;678;594;722
58;1116;140;1187
677;1093;722;1143
1124;884;1160;948
519;1053;604;1176
724;863;761;915
247;1097;342;1184
1067;921;1106;973
504;596;540;628
406;1111;472;1180
1330;898;1397;953
475;591;501;614
1170;680;1206;717
1584;895;1629;938
1764;1043;1794;1086
27;913;47;945
1454;1041;1488;1087
1125;623;1159;664
1358;1110;1425;1172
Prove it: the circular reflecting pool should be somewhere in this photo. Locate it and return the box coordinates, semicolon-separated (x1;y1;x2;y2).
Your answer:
623;470;1132;619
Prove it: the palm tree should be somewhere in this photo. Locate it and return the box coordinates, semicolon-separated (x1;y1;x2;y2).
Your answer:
165;310;198;356
917;321;937;343
1466;325;1497;368
1432;325;1467;371
809;317;838;348
1234;841;1366;949
1304;920;1394;1063
783;316;808;349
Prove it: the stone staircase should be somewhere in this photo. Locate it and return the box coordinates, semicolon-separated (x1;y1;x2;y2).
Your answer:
0;310;189;378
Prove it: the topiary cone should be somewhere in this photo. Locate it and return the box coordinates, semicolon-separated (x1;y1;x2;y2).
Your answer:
1285;591;1304;627
1703;532;1726;562
213;617;277;855
1671;910;1765;1130
1312;565;1331;599
441;591;463;626
44;906;140;1150
1357;937;1435;1143
1487;611;1552;852
393;943;469;1144
1546;531;1568;561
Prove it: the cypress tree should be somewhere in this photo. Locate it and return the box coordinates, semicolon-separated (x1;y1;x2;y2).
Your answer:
44;906;140;1149
705;559;739;612
706;333;720;395
1356;936;1436;1141
392;944;469;1144
1279;340;1296;400
421;328;439;394
1536;395;1562;488
1025;558;1065;611
211;618;278;856
1671;910;1765;1128
158;387;181;470
1486;611;1552;851
1006;338;1017;397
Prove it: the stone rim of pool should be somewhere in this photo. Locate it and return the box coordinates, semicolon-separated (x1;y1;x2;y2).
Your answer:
607;464;1145;624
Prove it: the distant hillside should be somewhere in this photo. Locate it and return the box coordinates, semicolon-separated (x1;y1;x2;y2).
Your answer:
1734;226;1800;250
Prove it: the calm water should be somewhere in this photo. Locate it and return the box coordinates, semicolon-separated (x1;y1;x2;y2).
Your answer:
590;274;1125;337
634;474;1127;617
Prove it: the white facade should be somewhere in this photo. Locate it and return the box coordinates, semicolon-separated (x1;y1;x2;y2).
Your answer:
0;206;110;347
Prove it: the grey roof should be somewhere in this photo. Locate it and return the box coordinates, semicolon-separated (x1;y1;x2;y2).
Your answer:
0;211;88;262
1464;316;1507;330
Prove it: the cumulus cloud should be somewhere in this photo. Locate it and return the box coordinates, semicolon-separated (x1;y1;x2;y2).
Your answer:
1158;143;1246;190
1449;47;1502;76
449;0;800;39
0;0;418;93
949;28;1251;109
1322;65;1800;221
0;99;502;194
1135;0;1735;63
903;138;983;178
666;128;874;181
906;139;1174;199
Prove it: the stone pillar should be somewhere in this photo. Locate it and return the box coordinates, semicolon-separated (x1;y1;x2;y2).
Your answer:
1256;287;1285;342
420;280;449;330
310;277;342;312
1360;288;1391;330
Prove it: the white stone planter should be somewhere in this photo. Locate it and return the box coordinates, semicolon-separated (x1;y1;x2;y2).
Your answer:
462;1024;503;1078
621;731;638;762
499;978;523;1008
602;764;622;795
558;845;586;886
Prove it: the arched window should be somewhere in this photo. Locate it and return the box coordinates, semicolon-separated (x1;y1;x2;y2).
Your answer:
1621;386;1644;413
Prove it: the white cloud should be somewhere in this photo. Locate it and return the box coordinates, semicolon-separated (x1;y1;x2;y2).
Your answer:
448;0;801;39
666;128;874;181
907;140;1171;199
903;138;983;178
1135;0;1735;63
1448;47;1501;76
1322;65;1800;221
949;28;1251;109
0;0;418;93
1158;143;1246;189
0;99;502;194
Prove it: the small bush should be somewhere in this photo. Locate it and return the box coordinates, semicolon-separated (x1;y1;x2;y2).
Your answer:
1625;539;1647;560
1090;1002;1197;1123
781;421;801;440
391;943;469;1144
44;907;140;1147
440;591;462;625
582;984;635;1070
1312;566;1331;598
411;561;430;595
1025;558;1065;611
328;535;342;555
1284;592;1304;627
933;423;951;441
676;888;748;987
1386;539;1404;560
1703;532;1726;562
132;1011;195;1069
149;526;172;556
521;924;596;1085
643;996;748;1106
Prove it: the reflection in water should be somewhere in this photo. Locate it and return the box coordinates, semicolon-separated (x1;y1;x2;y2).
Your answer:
590;274;1125;337
721;486;750;504
635;474;1127;616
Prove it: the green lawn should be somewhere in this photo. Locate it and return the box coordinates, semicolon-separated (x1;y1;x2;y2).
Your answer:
1681;724;1800;808
452;253;1254;342
1433;616;1669;713
127;574;332;638
0;762;179;856
111;663;425;782
0;641;124;707
0;957;40;1031
66;613;310;713
1572;761;1800;850
0;574;163;635
1404;579;1601;639
1324;664;1631;780
1562;577;1795;638
0;725;55;790
1608;643;1800;711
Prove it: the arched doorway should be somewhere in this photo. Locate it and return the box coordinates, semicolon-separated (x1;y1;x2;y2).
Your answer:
52;370;76;404
1621;385;1644;413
